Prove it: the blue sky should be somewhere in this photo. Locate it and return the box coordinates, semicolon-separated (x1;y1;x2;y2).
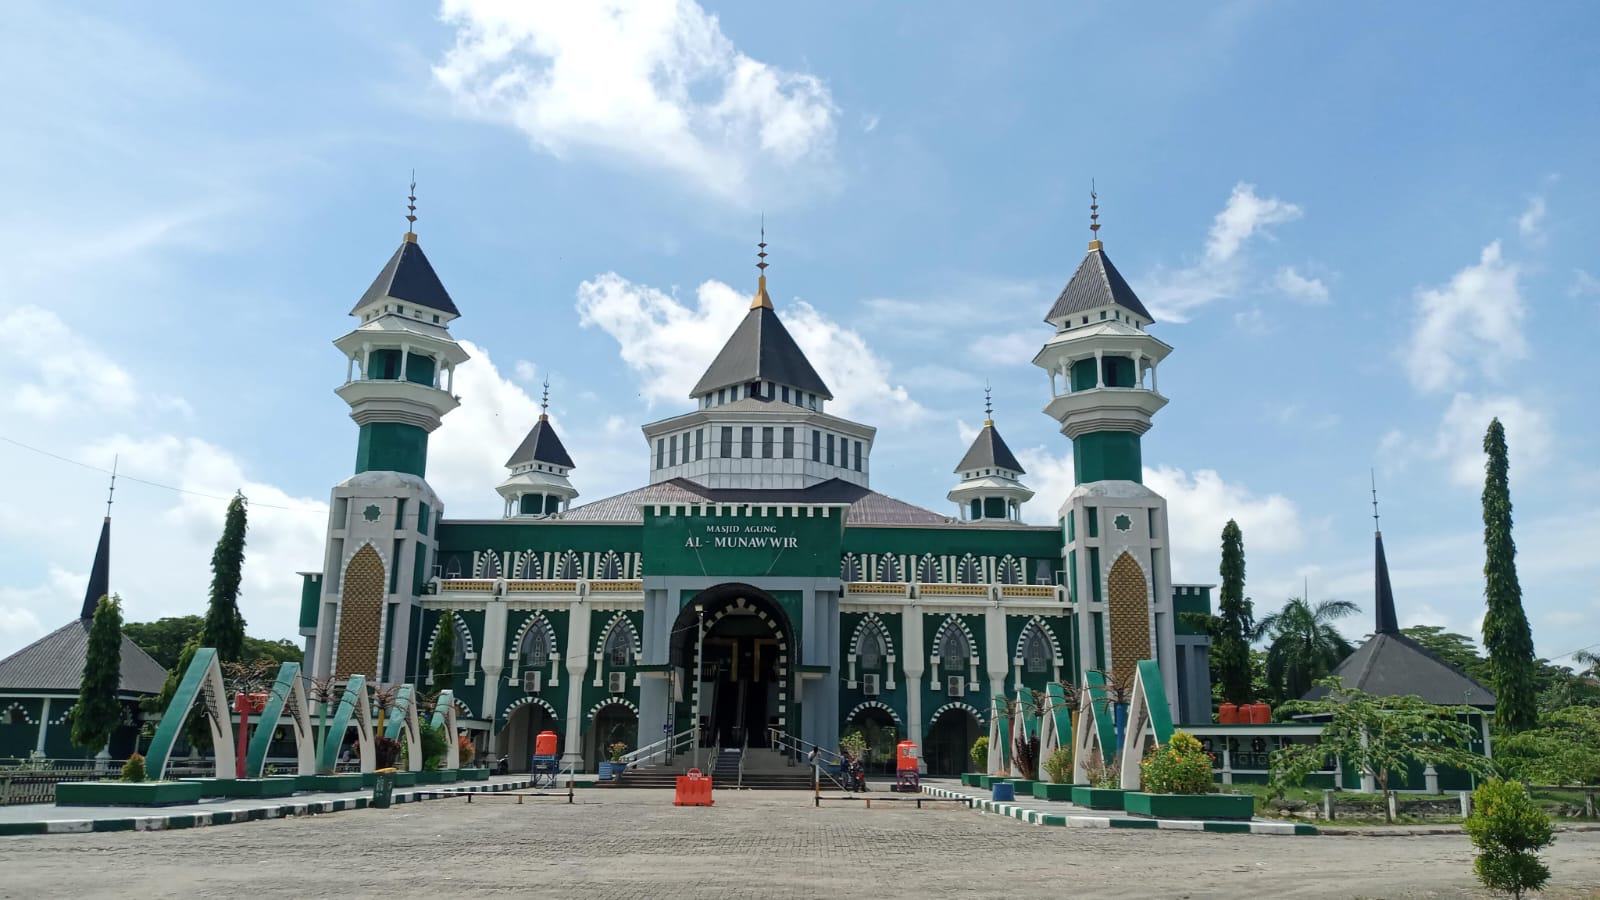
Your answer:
1;1;1596;665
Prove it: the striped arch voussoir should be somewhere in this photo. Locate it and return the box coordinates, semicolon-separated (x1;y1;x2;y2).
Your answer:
502;695;557;721
1013;615;1064;662
928;701;986;726
588;697;640;721
511;611;558;657
849;613;897;659
425;612;476;660
931;614;977;657
845;699;903;727
596;612;642;658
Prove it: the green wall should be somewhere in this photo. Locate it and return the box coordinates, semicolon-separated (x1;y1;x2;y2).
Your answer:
644;509;843;579
355;422;429;477
1072;431;1142;483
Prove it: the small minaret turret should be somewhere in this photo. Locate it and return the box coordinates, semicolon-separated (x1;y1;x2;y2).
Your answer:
498;380;579;517
947;387;1033;522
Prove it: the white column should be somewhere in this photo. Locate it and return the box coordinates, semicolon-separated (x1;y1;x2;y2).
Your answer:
399;344;410;381
346;355;355;383
562;599;592;769
1094;349;1104;388
481;598;507;738
902;611;926;773
1150;362;1158;394
35;698;51;754
447;366;455;394
1131;351;1142;388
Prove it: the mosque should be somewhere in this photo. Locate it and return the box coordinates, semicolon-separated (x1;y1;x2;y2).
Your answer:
296;200;1216;775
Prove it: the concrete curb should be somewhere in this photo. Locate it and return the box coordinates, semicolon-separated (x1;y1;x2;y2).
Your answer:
0;778;539;837
921;785;1318;836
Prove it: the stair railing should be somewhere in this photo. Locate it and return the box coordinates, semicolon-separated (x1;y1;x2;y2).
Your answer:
737;730;748;789
766;727;847;790
620;727;697;769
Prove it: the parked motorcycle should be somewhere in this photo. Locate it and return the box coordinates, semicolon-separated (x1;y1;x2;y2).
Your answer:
495;755;509;775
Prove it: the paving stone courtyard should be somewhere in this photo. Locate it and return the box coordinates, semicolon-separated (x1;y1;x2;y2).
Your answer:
3;787;1599;899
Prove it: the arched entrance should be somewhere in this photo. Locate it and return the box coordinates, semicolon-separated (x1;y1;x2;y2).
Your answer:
671;584;794;750
498;700;558;772
586;701;638;771
925;704;983;776
845;703;901;775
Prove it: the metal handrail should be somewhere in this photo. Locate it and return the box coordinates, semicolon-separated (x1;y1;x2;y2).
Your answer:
619;727;697;769
738;731;748;789
766;727;844;769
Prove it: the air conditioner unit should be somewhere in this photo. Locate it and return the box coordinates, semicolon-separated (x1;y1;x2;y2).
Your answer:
522;671;541;693
947;675;965;698
608;671;627;694
863;673;881;697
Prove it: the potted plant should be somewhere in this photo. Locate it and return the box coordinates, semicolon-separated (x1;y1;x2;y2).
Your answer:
1034;747;1076;801
599;742;628;781
962;737;990;787
457;734;489;781
1070;748;1126;810
1124;730;1253;820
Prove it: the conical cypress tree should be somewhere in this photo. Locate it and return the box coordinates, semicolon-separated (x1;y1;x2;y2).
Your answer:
201;493;248;662
431;611;456;691
72;594;125;752
1214;520;1256;704
1481;418;1537;731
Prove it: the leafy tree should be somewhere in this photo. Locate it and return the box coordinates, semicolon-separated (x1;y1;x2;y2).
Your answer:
71;595;125;753
430;610;456;690
126;615;301;671
144;637;214;749
1271;677;1493;822
1465;778;1555;899
120;752;146;783
1482;418;1537;731
1494;707;1600;786
1575;649;1600;680
1400;625;1492;684
1256;597;1359;704
969;736;989;773
1213;520;1256;705
420;721;449;770
201;493;249;663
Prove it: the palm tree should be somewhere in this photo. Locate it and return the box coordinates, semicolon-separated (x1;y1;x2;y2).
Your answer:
1255;597;1360;704
1574;649;1600;681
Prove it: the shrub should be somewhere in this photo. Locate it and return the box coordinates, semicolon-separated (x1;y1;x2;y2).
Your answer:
1464;779;1555;899
120;753;147;783
457;734;476;766
969;736;989;773
840;730;867;759
1139;730;1214;795
1082;748;1121;790
374;736;402;770
420;723;448;770
1043;747;1073;784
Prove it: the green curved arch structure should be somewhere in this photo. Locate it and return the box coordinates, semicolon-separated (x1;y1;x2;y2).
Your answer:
1118;658;1175;789
316;675;375;774
1072;669;1120;783
986;695;1012;774
1037;681;1074;780
144;647;235;781
430;690;459;768
383;684;423;772
245;663;314;778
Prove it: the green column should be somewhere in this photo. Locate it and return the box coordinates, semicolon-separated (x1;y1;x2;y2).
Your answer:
355;423;429;477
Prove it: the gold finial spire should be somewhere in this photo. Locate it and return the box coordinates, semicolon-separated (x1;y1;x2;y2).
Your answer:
751;218;773;310
403;171;419;243
540;378;550;421
983;383;994;427
1088;180;1102;251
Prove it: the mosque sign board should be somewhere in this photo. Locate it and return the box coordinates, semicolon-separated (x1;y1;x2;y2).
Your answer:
642;504;845;579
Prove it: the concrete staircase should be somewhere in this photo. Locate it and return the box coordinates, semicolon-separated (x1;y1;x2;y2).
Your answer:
609;748;820;790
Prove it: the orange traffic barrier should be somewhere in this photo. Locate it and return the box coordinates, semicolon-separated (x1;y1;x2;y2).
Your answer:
673;768;714;807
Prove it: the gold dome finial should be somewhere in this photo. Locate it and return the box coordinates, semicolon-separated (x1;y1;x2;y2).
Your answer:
403;170;419;243
751;217;774;310
983;382;994;427
1088;180;1102;251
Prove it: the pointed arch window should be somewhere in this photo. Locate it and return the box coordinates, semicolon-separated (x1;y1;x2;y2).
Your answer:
605;627;632;668
557;551;579;580
940;629;970;672
443;555;464;579
841;555;861;582
916;555;940;584
956;555;981;584
520;627;550;668
450;616;471;672
878;555;903;583
997;556;1023;585
477;552;504;579
859;630;884;671
1023;626;1051;674
599;551;622;580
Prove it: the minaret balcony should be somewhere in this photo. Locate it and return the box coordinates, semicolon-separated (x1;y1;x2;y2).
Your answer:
1043;387;1167;439
337;378;460;431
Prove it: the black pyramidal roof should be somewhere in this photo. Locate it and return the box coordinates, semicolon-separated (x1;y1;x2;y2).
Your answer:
1302;528;1495;708
1045;247;1153;324
80;516;110;620
955;423;1024;474
505;417;575;469
690;305;832;399
351;238;460;317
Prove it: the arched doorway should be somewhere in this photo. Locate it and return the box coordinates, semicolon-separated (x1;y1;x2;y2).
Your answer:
845;703;901;775
670;584;794;750
586;701;638;771
925;704;983;776
498;700;558;772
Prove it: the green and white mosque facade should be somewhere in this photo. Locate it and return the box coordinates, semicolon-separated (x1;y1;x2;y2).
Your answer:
298;225;1215;774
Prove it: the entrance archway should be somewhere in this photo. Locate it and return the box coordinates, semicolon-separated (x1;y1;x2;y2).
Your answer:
845;702;901;775
925;703;984;776
671;584;794;750
586;701;638;771
498;699;558;772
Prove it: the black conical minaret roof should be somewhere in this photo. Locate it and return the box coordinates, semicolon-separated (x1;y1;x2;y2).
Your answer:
352;236;460;317
80;516;110;620
1374;530;1399;635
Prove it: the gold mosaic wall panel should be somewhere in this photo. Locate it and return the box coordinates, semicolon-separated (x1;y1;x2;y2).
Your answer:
1106;551;1152;690
335;545;385;680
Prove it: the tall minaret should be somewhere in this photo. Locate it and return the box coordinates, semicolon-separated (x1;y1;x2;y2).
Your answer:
947;387;1033;522
1031;187;1180;714
498;380;579;517
311;179;470;685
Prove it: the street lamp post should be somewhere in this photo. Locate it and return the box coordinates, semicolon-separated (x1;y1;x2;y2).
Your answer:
692;603;705;771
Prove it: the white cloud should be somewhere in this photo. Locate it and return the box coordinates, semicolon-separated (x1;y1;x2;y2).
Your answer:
576;272;925;424
972;329;1042;365
1516;195;1547;239
512;359;540;384
432;0;838;199
1404;241;1526;394
1275;266;1329;303
1570;269;1600;298
0;306;139;417
1140;183;1307;321
1381;392;1552;488
1206;183;1303;264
